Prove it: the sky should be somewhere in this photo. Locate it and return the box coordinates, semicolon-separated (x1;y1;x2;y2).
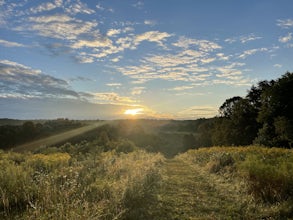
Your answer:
0;0;293;120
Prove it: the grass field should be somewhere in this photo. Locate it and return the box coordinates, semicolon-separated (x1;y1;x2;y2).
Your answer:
1;145;293;219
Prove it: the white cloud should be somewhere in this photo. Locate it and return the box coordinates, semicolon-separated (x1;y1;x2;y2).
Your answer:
278;33;292;43
107;29;121;37
173;36;221;51
144;20;157;26
134;31;172;47
64;0;95;15
30;2;57;14
91;92;137;105
225;34;262;44
111;56;122;62
277;19;293;29
216;53;230;61
238;48;268;59
0;39;25;47
168;85;193;91
215;63;243;79
224;38;237;44
21;15;98;40
240;34;262;43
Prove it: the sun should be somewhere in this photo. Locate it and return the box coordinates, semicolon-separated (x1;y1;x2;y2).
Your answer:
124;108;143;116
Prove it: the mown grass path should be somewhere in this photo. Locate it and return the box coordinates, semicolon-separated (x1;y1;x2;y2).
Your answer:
156;158;248;220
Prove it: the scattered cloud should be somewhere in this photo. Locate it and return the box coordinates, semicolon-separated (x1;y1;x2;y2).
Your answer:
64;0;95;15
173;36;222;51
216;53;230;61
116;36;223;84
238;48;268;59
277;19;293;29
168;85;194;91
111;56;122;63
91;92;137;105
18;15;98;40
132;1;144;9
134;31;172;48
144;20;157;26
0;39;25;47
278;33;292;43
96;4;105;11
240;34;262;43
225;34;262;44
107;29;121;37
29;2;58;14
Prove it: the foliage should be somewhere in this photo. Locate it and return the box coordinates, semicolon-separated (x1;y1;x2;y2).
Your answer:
209;72;293;148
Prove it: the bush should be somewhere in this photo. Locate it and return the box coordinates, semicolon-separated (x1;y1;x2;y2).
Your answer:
207;152;235;173
240;154;293;203
0;160;36;214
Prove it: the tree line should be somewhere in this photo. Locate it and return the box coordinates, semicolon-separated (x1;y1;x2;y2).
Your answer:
0;119;82;149
191;72;293;148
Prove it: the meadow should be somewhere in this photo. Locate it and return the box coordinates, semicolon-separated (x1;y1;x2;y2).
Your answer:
1;142;293;219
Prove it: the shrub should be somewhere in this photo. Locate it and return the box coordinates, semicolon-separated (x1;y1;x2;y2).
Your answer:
240;153;293;203
0;160;36;214
207;152;235;173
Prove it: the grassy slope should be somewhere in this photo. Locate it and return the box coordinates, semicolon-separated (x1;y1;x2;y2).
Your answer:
155;147;293;219
1;145;293;219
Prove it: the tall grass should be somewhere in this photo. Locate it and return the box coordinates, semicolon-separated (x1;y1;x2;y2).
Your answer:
0;149;165;219
179;146;293;218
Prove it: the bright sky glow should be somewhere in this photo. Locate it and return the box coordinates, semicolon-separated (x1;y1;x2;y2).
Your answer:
0;0;293;119
124;108;144;116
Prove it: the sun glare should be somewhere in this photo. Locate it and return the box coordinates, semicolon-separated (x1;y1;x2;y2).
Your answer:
124;108;143;116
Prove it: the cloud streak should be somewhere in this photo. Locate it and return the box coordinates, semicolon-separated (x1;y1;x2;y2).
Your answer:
0;59;80;99
0;39;25;47
277;19;293;29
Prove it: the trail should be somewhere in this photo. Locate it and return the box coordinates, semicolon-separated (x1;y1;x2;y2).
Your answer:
12;121;107;152
157;158;247;220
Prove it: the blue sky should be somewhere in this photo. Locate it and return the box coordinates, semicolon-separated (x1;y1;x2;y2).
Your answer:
0;0;293;119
